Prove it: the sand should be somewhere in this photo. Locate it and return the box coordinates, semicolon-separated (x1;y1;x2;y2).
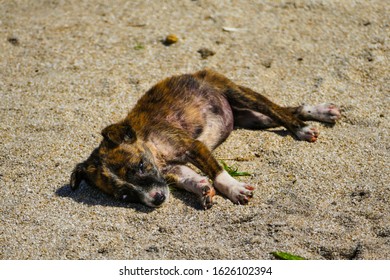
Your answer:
0;0;389;260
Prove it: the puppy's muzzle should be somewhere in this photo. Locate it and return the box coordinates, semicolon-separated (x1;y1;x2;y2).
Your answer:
152;191;166;207
145;188;169;208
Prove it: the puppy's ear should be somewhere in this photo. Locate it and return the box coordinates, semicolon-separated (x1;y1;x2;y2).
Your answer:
70;162;87;190
101;123;136;145
70;148;100;191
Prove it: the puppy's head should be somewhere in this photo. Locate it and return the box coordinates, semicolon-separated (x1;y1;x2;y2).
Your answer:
70;122;169;208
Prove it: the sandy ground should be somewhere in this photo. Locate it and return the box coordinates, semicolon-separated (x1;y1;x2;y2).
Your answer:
1;0;389;260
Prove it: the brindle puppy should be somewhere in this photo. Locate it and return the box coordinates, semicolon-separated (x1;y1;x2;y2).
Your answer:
70;69;341;209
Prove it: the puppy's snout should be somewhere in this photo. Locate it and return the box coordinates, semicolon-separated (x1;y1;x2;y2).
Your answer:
153;192;166;206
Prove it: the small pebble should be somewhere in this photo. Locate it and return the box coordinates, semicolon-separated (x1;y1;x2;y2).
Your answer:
163;34;178;45
7;36;20;46
261;59;273;68
197;48;215;59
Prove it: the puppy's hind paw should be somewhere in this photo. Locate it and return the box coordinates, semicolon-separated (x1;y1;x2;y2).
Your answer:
301;103;342;124
296;126;319;142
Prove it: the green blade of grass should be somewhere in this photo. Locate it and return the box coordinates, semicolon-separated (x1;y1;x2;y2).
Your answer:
271;251;306;260
220;160;251;177
134;43;144;50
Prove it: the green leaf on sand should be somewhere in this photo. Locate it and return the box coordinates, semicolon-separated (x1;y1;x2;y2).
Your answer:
272;251;306;260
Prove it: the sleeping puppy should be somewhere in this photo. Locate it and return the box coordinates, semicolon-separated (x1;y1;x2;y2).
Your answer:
70;69;341;209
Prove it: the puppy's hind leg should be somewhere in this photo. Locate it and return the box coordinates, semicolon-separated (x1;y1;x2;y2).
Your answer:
226;86;321;142
233;103;341;128
166;165;216;209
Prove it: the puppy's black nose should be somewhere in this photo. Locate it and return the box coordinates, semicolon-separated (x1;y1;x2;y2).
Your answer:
153;192;166;206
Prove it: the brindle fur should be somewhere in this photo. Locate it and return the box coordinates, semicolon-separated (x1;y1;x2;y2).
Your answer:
70;69;341;209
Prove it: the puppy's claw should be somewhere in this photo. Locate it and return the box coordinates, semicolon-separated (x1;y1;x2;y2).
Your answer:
202;196;213;209
236;185;254;204
236;194;250;205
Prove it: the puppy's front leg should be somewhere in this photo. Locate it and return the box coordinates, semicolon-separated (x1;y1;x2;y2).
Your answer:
166;165;215;209
185;140;254;205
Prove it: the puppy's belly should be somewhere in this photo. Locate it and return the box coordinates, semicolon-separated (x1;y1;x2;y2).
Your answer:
197;97;233;150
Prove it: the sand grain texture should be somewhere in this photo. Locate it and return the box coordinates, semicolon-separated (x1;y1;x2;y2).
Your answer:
1;0;389;259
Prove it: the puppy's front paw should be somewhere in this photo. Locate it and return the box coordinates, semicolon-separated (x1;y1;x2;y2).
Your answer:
198;180;215;209
214;170;255;205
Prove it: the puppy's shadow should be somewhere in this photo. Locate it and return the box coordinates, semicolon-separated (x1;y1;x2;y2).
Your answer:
56;183;205;212
266;122;335;139
169;188;208;210
56;183;154;213
268;129;290;138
